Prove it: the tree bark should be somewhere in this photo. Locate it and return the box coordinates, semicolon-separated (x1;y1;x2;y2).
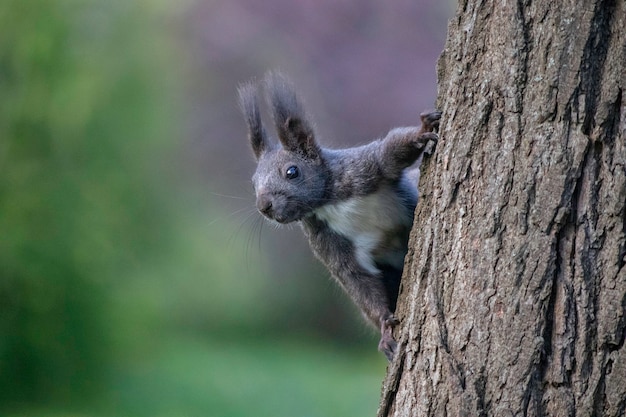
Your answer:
379;0;626;416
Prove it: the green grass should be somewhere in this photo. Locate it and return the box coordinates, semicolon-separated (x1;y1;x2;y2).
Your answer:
106;336;385;417
6;335;386;417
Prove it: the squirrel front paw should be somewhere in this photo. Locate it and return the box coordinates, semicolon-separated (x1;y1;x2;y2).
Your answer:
415;110;441;154
415;131;439;156
420;110;441;132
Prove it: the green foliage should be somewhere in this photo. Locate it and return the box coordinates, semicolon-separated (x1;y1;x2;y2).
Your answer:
0;1;384;415
0;0;180;406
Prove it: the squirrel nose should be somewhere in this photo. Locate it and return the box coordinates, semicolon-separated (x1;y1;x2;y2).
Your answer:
257;195;273;216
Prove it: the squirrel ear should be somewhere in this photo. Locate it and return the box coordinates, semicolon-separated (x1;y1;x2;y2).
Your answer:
238;81;269;160
283;116;320;159
265;72;320;159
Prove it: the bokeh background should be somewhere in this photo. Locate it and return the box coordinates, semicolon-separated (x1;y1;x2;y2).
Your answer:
0;0;451;415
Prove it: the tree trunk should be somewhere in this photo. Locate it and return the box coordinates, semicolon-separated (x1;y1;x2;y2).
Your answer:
379;0;626;416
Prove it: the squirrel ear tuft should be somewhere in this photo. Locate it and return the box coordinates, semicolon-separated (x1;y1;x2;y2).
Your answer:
265;72;319;159
238;80;269;160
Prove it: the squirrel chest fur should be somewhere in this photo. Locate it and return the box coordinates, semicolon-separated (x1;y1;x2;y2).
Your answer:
238;72;440;360
312;184;414;275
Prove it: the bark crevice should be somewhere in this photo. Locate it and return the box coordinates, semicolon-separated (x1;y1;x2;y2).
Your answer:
579;0;616;136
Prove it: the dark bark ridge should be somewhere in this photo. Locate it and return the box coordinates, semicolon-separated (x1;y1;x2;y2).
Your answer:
379;1;625;416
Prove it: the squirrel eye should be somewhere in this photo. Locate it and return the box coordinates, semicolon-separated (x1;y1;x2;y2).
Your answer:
285;165;299;179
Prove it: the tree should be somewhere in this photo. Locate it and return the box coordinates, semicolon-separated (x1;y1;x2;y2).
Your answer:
378;0;625;415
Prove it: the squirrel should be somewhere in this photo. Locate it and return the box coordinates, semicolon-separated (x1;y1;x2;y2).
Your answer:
238;72;440;361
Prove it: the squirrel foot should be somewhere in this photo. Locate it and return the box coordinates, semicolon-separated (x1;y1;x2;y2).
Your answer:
378;315;400;361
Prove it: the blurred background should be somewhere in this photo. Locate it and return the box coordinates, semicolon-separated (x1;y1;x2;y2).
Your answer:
0;0;450;416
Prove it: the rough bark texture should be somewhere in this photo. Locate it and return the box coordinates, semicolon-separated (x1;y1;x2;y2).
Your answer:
379;0;626;416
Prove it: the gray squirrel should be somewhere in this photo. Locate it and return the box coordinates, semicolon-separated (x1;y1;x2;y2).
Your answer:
238;72;440;361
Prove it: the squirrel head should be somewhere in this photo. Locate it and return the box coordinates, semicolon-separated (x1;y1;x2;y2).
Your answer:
239;73;330;224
